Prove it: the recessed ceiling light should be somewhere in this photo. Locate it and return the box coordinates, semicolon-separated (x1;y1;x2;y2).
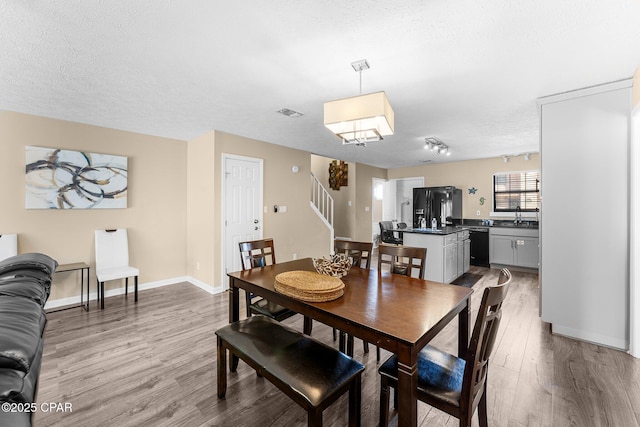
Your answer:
275;108;304;118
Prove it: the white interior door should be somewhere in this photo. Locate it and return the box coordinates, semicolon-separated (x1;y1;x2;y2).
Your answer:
394;177;425;226
223;154;263;289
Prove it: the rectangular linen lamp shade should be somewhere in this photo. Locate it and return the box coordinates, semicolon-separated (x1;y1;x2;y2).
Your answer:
324;91;395;144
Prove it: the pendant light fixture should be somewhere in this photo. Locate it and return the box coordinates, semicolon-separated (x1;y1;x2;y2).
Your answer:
324;59;395;147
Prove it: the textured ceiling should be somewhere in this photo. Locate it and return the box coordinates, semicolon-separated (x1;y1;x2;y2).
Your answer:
2;1;640;168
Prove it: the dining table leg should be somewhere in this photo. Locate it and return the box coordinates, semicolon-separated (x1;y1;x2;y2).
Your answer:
458;297;471;358
395;354;418;427
228;278;240;372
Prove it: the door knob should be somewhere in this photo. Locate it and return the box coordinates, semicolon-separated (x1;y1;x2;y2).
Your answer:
254;219;259;224
254;226;259;231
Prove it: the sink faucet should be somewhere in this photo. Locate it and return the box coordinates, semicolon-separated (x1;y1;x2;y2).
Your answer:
514;206;522;225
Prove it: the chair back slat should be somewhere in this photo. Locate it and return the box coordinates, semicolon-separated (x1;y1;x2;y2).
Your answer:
377;244;426;278
462;268;512;409
334;240;373;270
239;238;276;271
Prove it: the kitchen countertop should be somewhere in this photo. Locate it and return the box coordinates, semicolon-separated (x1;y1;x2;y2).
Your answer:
396;220;539;235
461;219;539;230
402;226;467;235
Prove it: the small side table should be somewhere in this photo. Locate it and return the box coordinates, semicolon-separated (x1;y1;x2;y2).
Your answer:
55;262;91;311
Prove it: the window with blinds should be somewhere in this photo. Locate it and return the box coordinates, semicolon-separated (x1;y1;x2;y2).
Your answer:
493;170;540;212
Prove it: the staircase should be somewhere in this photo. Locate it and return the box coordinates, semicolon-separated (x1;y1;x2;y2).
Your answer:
310;173;334;253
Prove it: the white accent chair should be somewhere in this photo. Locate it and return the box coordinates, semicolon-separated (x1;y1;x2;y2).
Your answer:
95;229;139;310
0;234;18;261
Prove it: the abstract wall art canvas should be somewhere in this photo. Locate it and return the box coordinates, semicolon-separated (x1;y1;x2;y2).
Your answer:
25;146;128;209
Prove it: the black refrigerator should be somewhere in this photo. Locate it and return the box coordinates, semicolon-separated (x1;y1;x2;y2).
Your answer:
413;186;462;228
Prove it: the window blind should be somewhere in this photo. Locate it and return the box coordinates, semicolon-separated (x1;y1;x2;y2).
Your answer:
493;170;540;212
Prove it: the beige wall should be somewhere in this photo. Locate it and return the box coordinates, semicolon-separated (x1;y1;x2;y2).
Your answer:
3;111;537;302
310;155;356;239
0;111;188;300
186;131;216;284
388;154;540;221
0;112;348;301
208;131;330;287
354;163;388;242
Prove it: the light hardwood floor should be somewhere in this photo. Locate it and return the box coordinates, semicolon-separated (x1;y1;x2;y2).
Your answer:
34;267;640;426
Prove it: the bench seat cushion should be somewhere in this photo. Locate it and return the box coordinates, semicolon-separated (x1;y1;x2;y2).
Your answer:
216;316;364;408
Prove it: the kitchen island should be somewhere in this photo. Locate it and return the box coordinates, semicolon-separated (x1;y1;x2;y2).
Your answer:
402;227;470;283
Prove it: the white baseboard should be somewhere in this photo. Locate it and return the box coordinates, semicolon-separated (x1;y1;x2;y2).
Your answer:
551;324;628;351
44;276;225;310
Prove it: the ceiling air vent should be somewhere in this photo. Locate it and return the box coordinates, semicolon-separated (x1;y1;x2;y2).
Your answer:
275;108;304;118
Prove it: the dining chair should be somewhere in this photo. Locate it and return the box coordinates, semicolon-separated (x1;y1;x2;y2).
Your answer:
95;229;140;310
379;221;403;245
378;268;512;427
375;244;427;360
238;239;301;328
377;244;426;279
333;239;373;357
0;234;18;261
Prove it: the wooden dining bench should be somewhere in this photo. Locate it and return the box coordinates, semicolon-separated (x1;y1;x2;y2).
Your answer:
216;315;365;427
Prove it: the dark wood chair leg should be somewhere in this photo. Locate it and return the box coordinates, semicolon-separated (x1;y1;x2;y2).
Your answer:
230;355;239;372
245;291;252;317
363;341;369;353
125;277;128;295
134;276;138;303
333;327;337;341
339;331;346;353
216;336;227;398
379;377;390;427
347;335;354;357
303;316;313;335
308;409;322;427
349;375;362;427
478;383;489;427
376;346;380;361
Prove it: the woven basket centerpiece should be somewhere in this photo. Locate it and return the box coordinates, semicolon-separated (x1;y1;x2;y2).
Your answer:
312;253;352;278
274;270;345;302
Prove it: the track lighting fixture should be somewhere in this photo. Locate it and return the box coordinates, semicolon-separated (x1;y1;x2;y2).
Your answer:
424;137;451;156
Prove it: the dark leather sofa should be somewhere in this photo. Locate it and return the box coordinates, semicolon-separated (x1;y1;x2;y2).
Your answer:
0;253;57;427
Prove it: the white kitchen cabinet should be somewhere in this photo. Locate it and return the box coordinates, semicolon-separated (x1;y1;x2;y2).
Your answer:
456;229;470;276
456;240;464;276
403;229;470;283
444;241;458;283
489;227;539;269
463;238;471;273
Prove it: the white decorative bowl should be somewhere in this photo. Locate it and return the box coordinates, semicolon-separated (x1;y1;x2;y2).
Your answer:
312;253;353;278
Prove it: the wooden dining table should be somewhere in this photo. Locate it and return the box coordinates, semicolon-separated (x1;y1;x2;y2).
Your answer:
226;258;474;427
